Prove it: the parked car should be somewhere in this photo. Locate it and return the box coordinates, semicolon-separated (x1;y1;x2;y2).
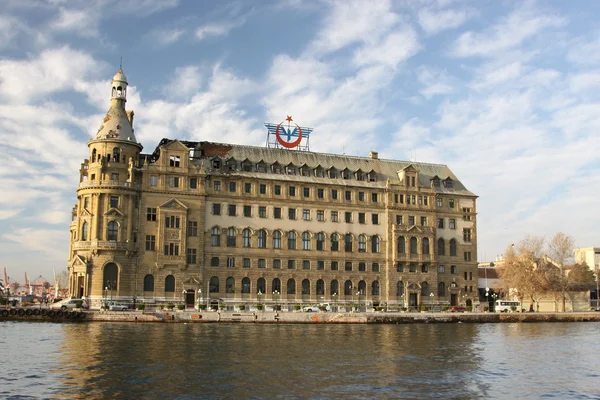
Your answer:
303;305;319;312
51;298;89;311
106;302;129;311
449;306;466;313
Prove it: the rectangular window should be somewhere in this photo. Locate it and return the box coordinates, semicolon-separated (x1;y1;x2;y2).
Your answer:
331;189;338;200
438;265;445;273
168;177;180;188
274;185;281;195
422;264;428;273
243;258;251;268
331;261;338;271
317;260;325;270
229;182;236;192
437;198;443;208
463;228;472;242
400;194;404;204
288;260;296;270
317;188;324;199
412;195;416;205
345;212;352;223
371;193;378;202
303;209;310;221
372;214;379;225
451;265;457;274
449;219;456;229
244;183;251;193
288;208;296;220
165;216;180;229
150;176;158;186
258;259;266;269
213;203;221;215
83;197;89;209
111;173;119;181
187;221;198;236
345;191;351;201
317;210;324;221
424;196;428;206
469;272;473;280
187;177;197;189
409;263;417;273
359;262;366;272
464;252;472;261
259;184;266;194
187;249;197;264
331;211;338;222
228;204;236;216
289;186;296;196
463;207;472;221
303;260;310;270
303;187;310;197
109;196;119;208
213;180;221;192
359;213;366;224
396;262;404;272
394;193;398;203
243;205;252;217
169;155;180;167
408;216;415;225
449;199;455;208
274;207;282;219
145;235;156;251
411;176;416;187
421;216;427;226
345;262;352;271
227;257;235;268
273;259;281;269
438;218;444;229
164;243;179;256
146;207;157;221
372;263;380;272
418;196;422;205
396;215;403;225
211;257;219;267
259;206;267;218
358;192;365;201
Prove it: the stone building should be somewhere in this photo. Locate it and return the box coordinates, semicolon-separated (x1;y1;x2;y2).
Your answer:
67;69;479;309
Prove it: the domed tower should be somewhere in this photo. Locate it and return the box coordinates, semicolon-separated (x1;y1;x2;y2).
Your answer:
68;67;143;306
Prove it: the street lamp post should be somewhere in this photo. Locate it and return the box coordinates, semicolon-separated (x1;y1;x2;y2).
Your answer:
332;292;337;312
182;289;186;309
491;293;497;312
429;293;434;312
595;263;600;310
257;290;263;311
197;288;202;310
273;290;279;311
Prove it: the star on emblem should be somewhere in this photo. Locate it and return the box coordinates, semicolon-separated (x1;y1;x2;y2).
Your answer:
286;115;293;122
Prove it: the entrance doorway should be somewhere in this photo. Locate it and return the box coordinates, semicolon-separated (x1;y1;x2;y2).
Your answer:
185;290;195;307
409;293;418;307
77;276;85;298
450;294;457;306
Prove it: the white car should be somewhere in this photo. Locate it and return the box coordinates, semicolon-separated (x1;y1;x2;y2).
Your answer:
51;298;89;311
303;305;319;312
106;302;129;311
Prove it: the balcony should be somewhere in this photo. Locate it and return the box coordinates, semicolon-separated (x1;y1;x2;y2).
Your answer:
396;225;435;234
78;180;140;190
397;253;434;262
72;241;127;251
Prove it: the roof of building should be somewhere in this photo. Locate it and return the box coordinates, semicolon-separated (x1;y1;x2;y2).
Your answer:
478;267;501;279
94;103;137;143
182;141;476;196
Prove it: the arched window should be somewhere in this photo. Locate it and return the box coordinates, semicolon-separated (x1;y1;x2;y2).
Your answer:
331;280;339;297
107;221;118;241
449;239;457;256
302;232;311;250
112;147;120;163
272;278;281;293
316;233;325;251
257;230;266;248
257;278;266;294
398;236;405;254
242;229;251;248
438;282;445;297
410;237;418;254
371;236;379;253
103;263;118;290
397;281;404;296
242;277;250;294
92;149;97;162
358;280;366;295
211;227;220;246
422;238;430;254
437;239;445;256
345;234;353;252
273;230;281;249
302;279;310;295
81;221;88;241
358;235;366;252
165;275;175;292
226;277;235;293
331;233;339;251
316;279;325;295
209;276;219;293
227;228;236;247
344;280;353;296
421;281;429;296
287;279;296;295
288;231;297;250
372;281;380;296
143;274;154;292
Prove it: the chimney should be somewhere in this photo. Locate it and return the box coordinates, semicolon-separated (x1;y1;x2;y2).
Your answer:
369;151;378;159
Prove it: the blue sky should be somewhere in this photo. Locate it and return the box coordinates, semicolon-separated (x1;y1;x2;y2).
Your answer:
1;0;599;282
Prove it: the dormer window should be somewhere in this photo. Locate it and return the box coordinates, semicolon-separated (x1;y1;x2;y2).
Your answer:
241;159;253;172
300;165;310;176
272;163;281;174
212;158;221;169
443;178;453;188
368;170;377;182
342;169;351;180
356;170;364;181
432;177;440;187
286;165;296;175
257;161;267;173
227;159;237;171
329;168;338;179
170;155;180;167
315;166;324;177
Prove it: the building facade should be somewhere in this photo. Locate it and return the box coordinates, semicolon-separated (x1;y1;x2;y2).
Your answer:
67;69;479;309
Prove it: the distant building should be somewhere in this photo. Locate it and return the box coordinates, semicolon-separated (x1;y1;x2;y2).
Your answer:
67;68;479;310
574;247;600;272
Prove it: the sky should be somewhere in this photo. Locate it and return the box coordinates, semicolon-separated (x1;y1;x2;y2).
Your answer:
1;0;599;284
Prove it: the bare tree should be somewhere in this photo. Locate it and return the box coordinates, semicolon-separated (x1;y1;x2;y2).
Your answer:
547;232;575;268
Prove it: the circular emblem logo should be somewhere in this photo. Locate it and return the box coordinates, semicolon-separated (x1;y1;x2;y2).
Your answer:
275;116;303;149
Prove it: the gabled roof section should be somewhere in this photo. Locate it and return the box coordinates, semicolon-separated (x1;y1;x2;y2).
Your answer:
70;255;87;268
159;198;188;209
104;208;124;217
161;139;190;152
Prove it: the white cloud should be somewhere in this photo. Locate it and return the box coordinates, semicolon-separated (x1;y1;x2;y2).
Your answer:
452;4;565;57
195;18;246;41
165;66;203;98
418;7;477;35
49;7;98;37
146;27;185;47
353;28;420;69
2;228;68;260
416;66;454;98
568;71;600;93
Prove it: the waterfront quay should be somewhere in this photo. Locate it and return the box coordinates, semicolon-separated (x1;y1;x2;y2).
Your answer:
4;309;600;323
